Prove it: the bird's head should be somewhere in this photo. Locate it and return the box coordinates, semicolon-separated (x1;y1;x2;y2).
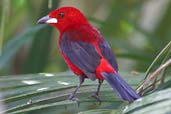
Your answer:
37;7;88;32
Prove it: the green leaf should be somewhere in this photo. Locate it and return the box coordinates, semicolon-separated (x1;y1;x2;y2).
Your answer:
1;72;171;114
22;0;59;73
78;109;113;114
0;72;142;114
0;0;9;54
122;88;171;114
0;25;45;69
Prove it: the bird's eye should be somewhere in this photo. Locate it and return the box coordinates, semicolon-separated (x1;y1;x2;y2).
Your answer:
58;12;65;18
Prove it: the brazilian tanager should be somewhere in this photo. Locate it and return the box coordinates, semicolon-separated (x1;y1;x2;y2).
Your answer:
37;7;140;102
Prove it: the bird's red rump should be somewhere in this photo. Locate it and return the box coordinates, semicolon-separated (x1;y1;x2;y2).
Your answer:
96;58;116;80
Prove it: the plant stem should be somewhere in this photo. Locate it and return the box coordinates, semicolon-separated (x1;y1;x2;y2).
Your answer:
145;41;171;78
0;0;8;55
137;58;171;94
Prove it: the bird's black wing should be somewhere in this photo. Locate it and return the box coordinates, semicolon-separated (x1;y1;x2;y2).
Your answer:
60;32;101;81
99;40;118;71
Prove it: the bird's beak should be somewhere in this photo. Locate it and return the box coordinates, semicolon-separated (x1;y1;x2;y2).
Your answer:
37;15;58;24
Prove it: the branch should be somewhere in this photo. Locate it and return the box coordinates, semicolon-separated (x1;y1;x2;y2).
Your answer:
137;58;171;94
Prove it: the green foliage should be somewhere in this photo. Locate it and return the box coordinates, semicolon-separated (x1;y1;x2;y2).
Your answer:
0;25;45;69
22;0;59;73
122;88;171;114
145;41;171;78
0;0;171;74
0;72;170;114
0;72;141;114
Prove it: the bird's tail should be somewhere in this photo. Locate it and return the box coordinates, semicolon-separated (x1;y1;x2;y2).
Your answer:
101;72;140;102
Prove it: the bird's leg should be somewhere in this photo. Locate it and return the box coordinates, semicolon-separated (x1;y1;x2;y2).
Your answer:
68;76;85;101
91;80;103;102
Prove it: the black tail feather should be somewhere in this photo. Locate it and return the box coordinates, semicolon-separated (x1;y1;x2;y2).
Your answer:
101;72;140;102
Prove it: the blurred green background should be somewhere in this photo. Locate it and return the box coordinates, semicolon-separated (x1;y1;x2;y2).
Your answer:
0;0;171;75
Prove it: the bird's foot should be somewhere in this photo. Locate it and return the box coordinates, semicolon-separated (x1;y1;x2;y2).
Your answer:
90;93;101;103
68;94;79;101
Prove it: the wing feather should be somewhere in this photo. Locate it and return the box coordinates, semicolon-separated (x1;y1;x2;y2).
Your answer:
99;40;118;71
60;33;101;80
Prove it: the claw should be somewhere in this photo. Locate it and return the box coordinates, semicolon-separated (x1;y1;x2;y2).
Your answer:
68;94;79;101
90;93;101;103
67;76;85;101
89;80;103;103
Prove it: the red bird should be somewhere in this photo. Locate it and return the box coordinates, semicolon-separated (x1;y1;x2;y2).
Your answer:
37;7;140;102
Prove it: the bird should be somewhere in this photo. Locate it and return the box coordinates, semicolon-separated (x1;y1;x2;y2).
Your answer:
37;6;140;102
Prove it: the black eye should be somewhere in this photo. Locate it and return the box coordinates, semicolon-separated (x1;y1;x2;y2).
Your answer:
58;12;65;18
